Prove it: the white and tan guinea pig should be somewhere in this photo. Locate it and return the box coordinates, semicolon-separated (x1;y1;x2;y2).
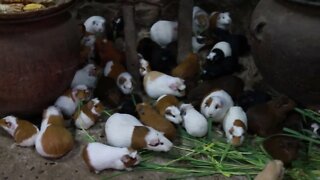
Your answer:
54;85;91;117
105;113;173;152
150;20;178;48
139;58;186;99
73;98;105;130
104;60;133;95
71;64;99;89
82;142;141;173
154;95;182;124
83;16;106;34
201;89;234;123
0;116;39;147
209;12;232;31
222;106;247;146
192;6;209;35
254;160;284;180
136;103;176;141
35;106;74;158
180;103;208;137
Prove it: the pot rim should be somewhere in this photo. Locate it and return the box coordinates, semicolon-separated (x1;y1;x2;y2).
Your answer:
285;0;320;7
0;0;76;22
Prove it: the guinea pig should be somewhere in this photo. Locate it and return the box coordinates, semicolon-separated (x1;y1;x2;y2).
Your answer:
263;135;300;166
192;6;209;35
104;60;134;95
71;64;99;89
82;142;140;173
209;12;232;32
254;160;284;180
141;59;186;99
222;106;247;146
83;16;106;35
171;52;200;80
118;93;143;118
150;20;178;48
201;89;234;123
94;76;124;108
236;90;271;111
95;37;125;67
106;16;124;41
73;98;105;130
154;95;182;124
247;96;296;137
80;27;96;63
136;103;176;140
180;103;208;137
105;113;173;152
35;106;74;158
0;116;39;147
188;75;243;109
54;85;91;117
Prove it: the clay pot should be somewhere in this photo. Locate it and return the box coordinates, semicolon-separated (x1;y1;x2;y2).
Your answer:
0;1;82;118
250;0;320;106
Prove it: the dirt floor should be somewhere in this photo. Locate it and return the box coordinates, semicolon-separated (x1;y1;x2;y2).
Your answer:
0;0;260;179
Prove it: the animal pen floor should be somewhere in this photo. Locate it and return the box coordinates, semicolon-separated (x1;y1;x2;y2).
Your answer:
1;0;261;179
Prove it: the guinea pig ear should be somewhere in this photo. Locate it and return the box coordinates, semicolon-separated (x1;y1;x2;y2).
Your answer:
121;155;131;164
118;76;126;85
87;101;94;109
165;109;173;116
204;97;213;107
169;83;178;91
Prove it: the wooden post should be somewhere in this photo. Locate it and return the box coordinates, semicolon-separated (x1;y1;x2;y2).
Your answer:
177;0;193;63
122;2;141;89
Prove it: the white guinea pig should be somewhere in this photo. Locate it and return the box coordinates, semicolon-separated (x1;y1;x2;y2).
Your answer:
180;103;208;137
200;89;234;123
83;16;106;34
82;142;140;173
71;64;99;89
150;20;178;48
222;106;247;146
105;113;173;152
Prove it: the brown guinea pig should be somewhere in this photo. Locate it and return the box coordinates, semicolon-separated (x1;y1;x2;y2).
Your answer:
263;135;300;166
95;37;125;67
136;103;176;141
247;96;296;137
171;53;200;80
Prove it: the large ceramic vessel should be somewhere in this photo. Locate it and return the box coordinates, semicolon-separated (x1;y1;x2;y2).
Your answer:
0;1;82;117
250;0;320;106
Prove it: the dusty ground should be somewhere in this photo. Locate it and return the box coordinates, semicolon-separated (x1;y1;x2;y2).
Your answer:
0;0;260;179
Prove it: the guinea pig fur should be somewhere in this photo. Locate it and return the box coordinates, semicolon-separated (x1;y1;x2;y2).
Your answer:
171;53;200;80
201;89;234;123
136;103;176;140
73;98;105;130
35;106;74;158
209;12;232;31
105;113;173;152
254;160;284;180
104;60;134;95
247;96;296;137
192;6;209;35
222;106;247;146
180;103;208;137
83;16;106;35
236;90;271;111
54;85;91;117
150;20;178;48
0;116;39;147
82;142;140;173
154;95;182;124
71;64;99;89
118;93;143;118
95;37;125;67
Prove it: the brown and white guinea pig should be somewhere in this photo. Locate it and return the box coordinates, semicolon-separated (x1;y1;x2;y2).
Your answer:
222;106;247;146
82;142;140;173
0;116;39;147
150;20;178;48
171;52;200;80
71;64;100;89
188;75;243;109
139;57;186;99
35;106;74;158
73;98;105;130
54;85;91;117
180;103;208;137
136;103;176;141
254;160;284;180
209;12;232;32
154;95;182;124
192;6;209;35
247;96;296;137
104;60;134;95
200;89;234;123
95;37;125;67
105;113;173;152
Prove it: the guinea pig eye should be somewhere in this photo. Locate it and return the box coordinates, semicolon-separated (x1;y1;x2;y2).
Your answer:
215;105;219;109
5;121;11;127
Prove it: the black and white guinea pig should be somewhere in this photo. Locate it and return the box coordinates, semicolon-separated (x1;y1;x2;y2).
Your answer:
106;16;124;41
